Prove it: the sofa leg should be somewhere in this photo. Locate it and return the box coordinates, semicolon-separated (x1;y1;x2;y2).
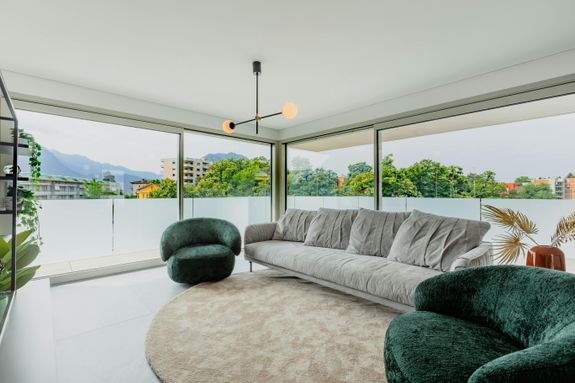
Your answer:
249;261;253;272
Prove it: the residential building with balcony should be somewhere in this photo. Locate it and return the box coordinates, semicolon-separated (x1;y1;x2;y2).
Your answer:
20;174;86;200
555;177;566;199
161;158;211;185
20;174;123;200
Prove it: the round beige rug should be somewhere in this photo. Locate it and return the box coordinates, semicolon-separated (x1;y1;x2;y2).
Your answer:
146;270;397;382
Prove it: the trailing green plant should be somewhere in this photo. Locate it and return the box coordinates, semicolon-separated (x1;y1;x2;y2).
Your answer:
0;230;41;291
482;205;575;264
17;187;41;233
17;129;42;182
6;186;41;237
9;128;42;236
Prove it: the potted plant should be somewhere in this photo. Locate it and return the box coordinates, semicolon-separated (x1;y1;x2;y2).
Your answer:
482;205;574;271
0;230;41;291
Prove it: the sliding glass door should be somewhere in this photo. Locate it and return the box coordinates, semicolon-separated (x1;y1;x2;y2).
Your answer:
378;93;575;271
183;132;272;237
17;110;179;275
286;129;375;210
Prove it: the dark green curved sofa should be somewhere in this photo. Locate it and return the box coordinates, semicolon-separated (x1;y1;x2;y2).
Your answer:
384;265;575;383
160;218;241;285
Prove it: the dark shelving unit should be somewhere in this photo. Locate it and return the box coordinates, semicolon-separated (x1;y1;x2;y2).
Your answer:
0;70;24;341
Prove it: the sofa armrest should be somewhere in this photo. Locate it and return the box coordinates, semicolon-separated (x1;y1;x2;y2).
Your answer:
449;242;493;271
244;222;277;245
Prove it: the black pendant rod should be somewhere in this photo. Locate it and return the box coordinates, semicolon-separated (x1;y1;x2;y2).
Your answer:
234;112;281;127
226;61;288;133
255;70;259;135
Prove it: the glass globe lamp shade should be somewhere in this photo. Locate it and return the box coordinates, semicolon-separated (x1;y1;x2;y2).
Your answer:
282;102;298;119
222;120;235;134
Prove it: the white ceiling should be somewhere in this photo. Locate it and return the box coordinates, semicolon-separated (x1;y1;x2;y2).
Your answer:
1;0;575;130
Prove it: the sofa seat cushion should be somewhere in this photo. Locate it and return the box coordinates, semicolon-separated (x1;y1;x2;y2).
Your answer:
384;311;520;383
245;241;442;306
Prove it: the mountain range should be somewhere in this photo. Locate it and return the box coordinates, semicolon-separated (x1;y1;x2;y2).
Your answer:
203;152;247;162
20;148;247;194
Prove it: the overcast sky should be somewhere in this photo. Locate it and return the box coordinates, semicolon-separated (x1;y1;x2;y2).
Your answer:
17;110;270;174
17;109;575;183
290;112;575;182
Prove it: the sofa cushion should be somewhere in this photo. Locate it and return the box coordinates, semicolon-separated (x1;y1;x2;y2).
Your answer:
346;209;411;257
272;209;317;242
388;210;490;271
384;311;520;383
245;240;441;306
304;208;358;250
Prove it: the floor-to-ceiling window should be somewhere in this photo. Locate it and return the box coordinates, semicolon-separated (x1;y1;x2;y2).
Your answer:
183;132;272;236
17;110;179;276
286;128;375;210
378;93;575;271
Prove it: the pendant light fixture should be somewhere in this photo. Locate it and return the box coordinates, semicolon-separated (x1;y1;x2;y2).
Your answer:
223;61;297;135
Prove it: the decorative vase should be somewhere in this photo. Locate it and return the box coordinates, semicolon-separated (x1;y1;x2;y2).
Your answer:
526;245;566;271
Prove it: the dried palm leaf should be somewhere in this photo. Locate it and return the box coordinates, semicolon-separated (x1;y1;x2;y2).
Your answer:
482;205;518;230
551;212;575;247
512;210;539;235
492;232;529;264
482;205;538;235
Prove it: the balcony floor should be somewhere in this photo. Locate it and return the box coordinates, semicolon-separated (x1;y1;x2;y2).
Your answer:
51;255;265;383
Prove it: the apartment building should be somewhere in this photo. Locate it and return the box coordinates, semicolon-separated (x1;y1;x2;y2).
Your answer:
20;175;85;200
161;158;211;185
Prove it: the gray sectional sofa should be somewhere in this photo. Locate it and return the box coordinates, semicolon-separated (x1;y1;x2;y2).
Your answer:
244;208;493;312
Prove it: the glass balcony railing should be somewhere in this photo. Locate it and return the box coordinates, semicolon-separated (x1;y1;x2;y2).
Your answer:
34;197;272;269
34;195;575;275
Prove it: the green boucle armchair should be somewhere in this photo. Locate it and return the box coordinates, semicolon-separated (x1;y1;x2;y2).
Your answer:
384;265;575;383
160;218;241;285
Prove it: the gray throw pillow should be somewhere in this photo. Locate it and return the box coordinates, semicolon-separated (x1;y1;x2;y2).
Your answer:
273;209;317;242
346;209;411;257
388;210;490;271
304;208;358;250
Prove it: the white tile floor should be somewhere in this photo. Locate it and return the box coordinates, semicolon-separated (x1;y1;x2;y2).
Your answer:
50;256;265;383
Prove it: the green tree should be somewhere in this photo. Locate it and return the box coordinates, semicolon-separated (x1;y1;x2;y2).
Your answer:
83;178;104;199
149;179;177;198
401;159;468;198
380;155;419;197
340;162;374;196
509;183;555;199
345;172;374;196
467;171;506;198
514;176;531;184
288;168;338;196
347;162;373;179
192;157;271;197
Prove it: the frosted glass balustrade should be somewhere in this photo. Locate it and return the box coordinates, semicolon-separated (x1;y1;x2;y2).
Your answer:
36;200;113;264
113;198;178;255
287;196;374;210
36;197;272;265
34;196;575;266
